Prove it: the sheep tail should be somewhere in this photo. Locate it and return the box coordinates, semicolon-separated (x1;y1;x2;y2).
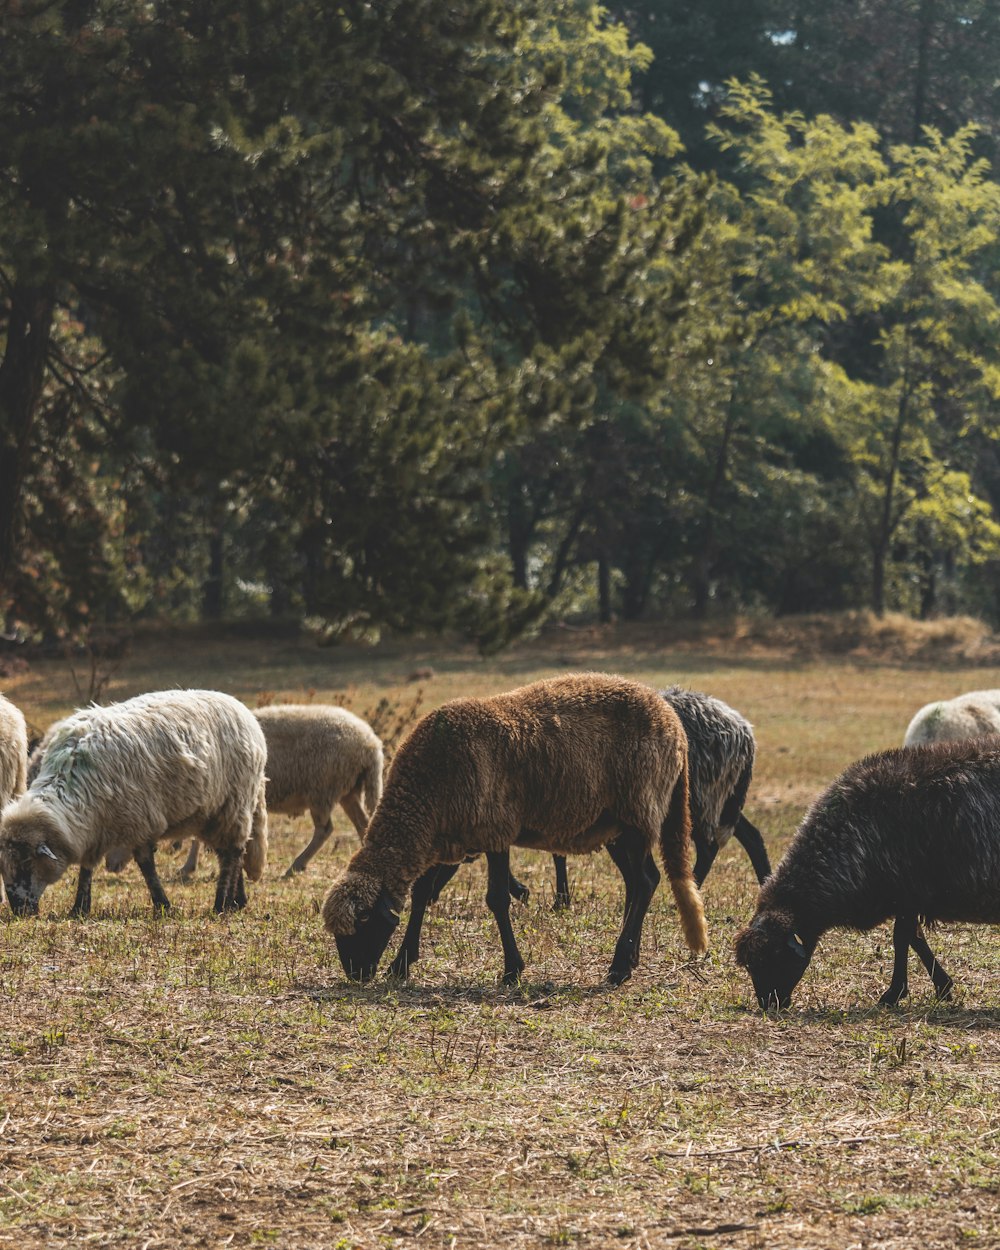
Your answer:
659;761;708;956
361;747;384;818
243;779;269;882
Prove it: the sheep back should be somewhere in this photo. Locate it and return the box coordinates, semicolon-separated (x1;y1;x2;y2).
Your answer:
254;704;383;817
903;689;1000;747
661;686;755;848
1;690;267;870
385;673;686;861
750;736;1000;938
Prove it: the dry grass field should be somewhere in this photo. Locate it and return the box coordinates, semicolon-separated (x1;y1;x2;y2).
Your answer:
3;617;1000;1248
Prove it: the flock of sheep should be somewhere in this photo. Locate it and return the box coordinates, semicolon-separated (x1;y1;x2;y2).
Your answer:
1;676;1000;1010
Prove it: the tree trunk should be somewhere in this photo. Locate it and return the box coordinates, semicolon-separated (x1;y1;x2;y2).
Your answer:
871;384;911;617
597;552;612;623
0;282;57;586
913;0;935;143
621;554;651;621
692;396;738;620
202;509;226;620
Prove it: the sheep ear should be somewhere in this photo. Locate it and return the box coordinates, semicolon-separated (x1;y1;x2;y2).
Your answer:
36;843;58;862
787;933;807;959
374;891;400;929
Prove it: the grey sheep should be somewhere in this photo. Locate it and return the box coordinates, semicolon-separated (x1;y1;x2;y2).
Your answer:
175;703;384;880
903;689;1000;747
0;690;267;917
735;736;1000;1009
322;672;707;986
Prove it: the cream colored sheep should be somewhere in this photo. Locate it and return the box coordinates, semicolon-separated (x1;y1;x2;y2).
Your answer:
0;694;28;810
0;690;267;917
177;703;384;880
323;672;707;986
903;689;1000;747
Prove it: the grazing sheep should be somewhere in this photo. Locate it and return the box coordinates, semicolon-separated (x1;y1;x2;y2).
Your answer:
0;694;28;810
0;690;267;917
735;737;1000;1009
903;689;1000;747
322;672;708;986
177;703;384;881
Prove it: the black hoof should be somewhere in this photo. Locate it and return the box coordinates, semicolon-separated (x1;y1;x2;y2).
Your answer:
551;894;571;913
605;967;632;988
879;986;908;1007
936;980;955;1001
501;967;524;987
510;884;530;904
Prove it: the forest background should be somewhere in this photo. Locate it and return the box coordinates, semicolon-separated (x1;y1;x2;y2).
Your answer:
4;0;1000;650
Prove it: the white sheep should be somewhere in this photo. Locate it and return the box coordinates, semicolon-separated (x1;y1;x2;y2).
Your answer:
177;703;384;880
0;694;28;810
0;689;267;917
902;689;1000;747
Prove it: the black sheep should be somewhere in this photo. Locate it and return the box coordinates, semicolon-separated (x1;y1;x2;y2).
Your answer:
735;737;1000;1008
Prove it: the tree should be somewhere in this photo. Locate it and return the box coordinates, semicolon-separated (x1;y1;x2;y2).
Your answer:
1;1;704;641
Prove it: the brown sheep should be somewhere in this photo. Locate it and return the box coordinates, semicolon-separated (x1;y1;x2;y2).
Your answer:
322;672;708;986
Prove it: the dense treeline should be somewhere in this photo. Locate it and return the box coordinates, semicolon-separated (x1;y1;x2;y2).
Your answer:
3;0;1000;644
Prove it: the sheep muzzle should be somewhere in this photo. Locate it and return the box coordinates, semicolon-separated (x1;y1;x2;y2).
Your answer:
334;888;400;982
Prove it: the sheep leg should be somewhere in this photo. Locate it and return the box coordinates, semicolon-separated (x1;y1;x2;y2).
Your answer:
284;814;334;878
732;814;772;884
340;791;369;838
606;831;659;986
426;861;463;905
179;838;200;881
233;867;248;910
692;835;720;888
213;849;244;913
133;842;171;915
387;866;442;979
880;915;915;1005
508;869;530;904
68;867;93;919
551;854;571;911
486;851;525;986
910;923;954;1001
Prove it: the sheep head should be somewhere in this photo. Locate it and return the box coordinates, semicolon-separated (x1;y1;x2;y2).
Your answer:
0;799;71;917
734;909;812;1010
322;869;400;983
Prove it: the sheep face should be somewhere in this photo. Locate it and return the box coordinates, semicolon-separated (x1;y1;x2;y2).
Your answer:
323;871;401;982
734;911;812;1009
334;890;401;982
0;839;66;916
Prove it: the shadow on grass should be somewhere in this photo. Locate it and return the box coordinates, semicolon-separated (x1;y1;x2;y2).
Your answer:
759;1001;1000;1029
299;975;629;1008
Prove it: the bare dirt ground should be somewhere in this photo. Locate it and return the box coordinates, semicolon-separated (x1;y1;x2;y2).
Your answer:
3;618;1000;1248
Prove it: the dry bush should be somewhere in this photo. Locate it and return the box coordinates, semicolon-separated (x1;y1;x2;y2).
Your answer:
737;611;1000;664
